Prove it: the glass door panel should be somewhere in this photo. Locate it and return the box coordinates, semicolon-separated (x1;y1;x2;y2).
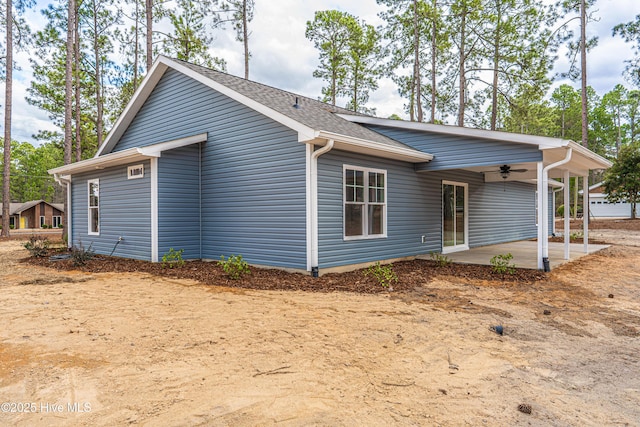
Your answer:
442;182;467;252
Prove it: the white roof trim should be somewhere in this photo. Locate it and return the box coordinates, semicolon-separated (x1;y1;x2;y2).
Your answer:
338;114;613;170
96;56;319;156
565;141;613;169
164;57;320;142
50;133;207;176
337;114;568;149
316;131;433;163
96;60;170;156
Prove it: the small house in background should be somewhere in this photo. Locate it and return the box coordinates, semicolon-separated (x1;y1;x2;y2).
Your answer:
0;200;64;230
583;182;639;218
49;56;611;273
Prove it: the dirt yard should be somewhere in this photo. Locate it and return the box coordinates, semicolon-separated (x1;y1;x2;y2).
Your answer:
1;224;640;426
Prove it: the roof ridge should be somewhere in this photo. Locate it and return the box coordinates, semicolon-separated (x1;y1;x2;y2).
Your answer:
170;58;369;117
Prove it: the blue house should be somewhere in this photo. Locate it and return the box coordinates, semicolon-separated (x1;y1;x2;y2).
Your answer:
50;56;611;274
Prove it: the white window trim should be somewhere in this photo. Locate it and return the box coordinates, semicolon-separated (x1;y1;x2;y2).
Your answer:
442;180;469;254
53;216;62;228
40;216;46;228
343;164;387;241
88;179;100;236
128;164;144;179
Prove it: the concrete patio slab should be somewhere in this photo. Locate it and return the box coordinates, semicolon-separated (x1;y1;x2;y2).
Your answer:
419;240;610;270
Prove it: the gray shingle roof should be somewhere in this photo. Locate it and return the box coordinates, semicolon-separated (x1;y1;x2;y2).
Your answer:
6;200;64;215
173;59;414;150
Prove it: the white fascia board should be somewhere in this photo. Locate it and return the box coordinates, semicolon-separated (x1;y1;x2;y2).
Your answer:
566;141;613;169
337;114;567;149
96;60;170;156
49;148;150;176
138;133;208;156
49;133;208;176
316;131;433;163
163;57;319;142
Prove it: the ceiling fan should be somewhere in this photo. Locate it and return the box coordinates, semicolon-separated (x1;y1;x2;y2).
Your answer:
485;164;528;179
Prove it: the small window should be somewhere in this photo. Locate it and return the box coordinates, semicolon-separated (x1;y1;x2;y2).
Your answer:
128;164;144;179
40;216;46;228
88;179;100;235
344;166;387;239
52;216;62;228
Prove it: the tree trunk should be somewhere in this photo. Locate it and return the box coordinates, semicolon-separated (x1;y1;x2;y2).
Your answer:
93;0;103;150
242;0;249;79
2;0;13;237
490;3;501;131
580;0;588;148
74;3;82;162
134;0;140;89
458;6;466;127
413;0;423;122
146;0;153;71
64;0;76;239
430;0;437;123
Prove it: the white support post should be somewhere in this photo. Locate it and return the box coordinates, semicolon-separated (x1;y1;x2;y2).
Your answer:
537;162;544;270
564;170;570;260
151;157;158;263
583;175;589;253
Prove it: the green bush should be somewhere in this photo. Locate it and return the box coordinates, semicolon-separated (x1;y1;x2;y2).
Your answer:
162;248;185;269
490;253;516;275
71;243;95;266
429;252;452;267
364;262;399;290
556;204;576;217
24;236;50;258
218;254;250;280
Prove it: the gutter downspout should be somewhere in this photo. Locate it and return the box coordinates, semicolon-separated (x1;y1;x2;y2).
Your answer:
541;148;572;271
310;139;334;277
53;173;72;249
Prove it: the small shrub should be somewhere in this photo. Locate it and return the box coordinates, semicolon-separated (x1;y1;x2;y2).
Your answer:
218;254;250;280
364;262;399;290
71;243;95;266
24;236;50;258
162;248;185;269
490;253;516;275
429;252;452;267
570;231;583;240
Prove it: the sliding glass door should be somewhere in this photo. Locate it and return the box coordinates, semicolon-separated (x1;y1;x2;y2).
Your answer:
442;181;468;253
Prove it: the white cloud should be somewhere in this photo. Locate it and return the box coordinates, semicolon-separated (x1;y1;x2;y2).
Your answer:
7;0;640;146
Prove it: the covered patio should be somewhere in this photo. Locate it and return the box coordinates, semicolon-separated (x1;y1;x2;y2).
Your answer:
423;239;610;270
463;139;613;270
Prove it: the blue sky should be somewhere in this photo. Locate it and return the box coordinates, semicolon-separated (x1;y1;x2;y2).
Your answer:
4;0;640;145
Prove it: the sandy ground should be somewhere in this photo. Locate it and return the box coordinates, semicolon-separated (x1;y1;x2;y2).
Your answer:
1;232;639;426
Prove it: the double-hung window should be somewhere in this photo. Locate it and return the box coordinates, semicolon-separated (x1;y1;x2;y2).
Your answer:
88;179;100;235
344;166;387;239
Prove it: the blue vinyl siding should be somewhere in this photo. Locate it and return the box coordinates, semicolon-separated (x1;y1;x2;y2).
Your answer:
113;69;218;151
71;161;151;260
110;67;307;268
364;125;543;171
317;150;539;268
200;123;307;269
158;144;201;259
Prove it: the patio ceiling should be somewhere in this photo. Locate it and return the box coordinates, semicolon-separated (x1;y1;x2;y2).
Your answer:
462;144;611;183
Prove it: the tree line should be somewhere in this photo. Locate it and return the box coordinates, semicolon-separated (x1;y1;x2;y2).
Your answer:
3;0;640;235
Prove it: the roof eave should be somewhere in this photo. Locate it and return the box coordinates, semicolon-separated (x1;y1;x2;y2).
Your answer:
316;131;433;163
49;148;152;176
337;114;569;149
50;133;208;176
